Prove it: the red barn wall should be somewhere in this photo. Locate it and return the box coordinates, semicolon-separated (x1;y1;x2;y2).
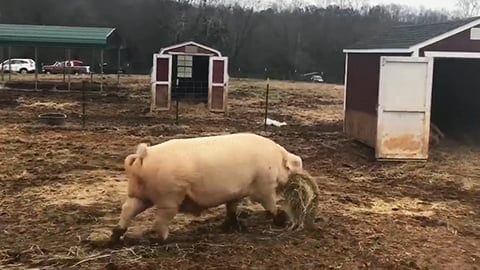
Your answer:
344;52;410;147
421;26;480;55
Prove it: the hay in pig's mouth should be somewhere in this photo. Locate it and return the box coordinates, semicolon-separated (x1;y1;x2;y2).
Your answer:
281;171;320;230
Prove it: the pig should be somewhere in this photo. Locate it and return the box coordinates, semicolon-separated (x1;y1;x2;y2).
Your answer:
111;132;303;242
429;122;445;146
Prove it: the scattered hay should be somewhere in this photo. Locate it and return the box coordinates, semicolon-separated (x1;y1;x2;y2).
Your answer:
17;100;79;111
281;171;320;230
347;198;450;217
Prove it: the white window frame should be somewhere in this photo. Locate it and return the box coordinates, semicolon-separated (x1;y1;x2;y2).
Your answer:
177;55;193;78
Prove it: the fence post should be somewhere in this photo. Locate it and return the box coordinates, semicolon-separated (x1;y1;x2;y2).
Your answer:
8;47;11;81
34;47;38;90
82;82;86;128
91;49;94;90
67;49;71;91
1;47;4;81
100;49;104;92
264;77;270;131
175;99;179;125
117;47;121;85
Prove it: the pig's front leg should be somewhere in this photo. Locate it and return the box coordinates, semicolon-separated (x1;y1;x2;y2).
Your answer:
111;197;151;243
221;199;247;232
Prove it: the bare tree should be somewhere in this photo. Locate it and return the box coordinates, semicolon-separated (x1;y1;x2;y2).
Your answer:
351;0;369;10
321;0;369;10
457;0;480;17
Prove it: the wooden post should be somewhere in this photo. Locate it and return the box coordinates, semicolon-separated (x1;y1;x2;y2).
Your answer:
8;47;11;81
117;47;121;84
34;47;38;90
264;78;270;130
100;49;104;92
67;49;71;91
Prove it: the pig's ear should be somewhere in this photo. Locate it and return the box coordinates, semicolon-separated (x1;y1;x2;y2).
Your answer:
283;154;302;171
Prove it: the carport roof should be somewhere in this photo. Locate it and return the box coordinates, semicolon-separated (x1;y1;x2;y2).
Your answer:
344;17;480;53
0;24;116;48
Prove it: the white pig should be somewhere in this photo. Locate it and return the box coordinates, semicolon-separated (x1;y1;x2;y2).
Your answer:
111;132;303;242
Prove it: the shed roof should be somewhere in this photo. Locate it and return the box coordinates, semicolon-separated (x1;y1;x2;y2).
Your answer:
344;17;480;53
160;41;222;56
0;24;116;48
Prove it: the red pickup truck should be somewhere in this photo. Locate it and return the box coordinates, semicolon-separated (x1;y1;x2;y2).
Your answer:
42;60;91;74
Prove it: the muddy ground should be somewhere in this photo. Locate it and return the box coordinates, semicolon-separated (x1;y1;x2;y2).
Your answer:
0;75;478;269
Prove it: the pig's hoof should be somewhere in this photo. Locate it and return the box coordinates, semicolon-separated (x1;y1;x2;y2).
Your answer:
273;210;289;227
221;218;247;233
305;218;319;230
142;229;159;238
140;230;169;244
110;226;127;243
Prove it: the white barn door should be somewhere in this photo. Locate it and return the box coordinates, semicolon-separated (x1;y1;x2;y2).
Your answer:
376;57;434;160
151;54;172;111
209;56;228;112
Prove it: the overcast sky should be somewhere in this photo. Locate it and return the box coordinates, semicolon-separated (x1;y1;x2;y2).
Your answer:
370;0;455;10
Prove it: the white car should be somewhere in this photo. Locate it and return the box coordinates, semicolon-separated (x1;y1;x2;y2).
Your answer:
1;58;36;74
311;75;324;83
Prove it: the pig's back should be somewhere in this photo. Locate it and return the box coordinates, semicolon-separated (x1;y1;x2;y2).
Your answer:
144;133;283;206
150;133;280;159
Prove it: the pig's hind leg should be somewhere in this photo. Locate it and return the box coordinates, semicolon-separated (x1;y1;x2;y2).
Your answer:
149;207;178;241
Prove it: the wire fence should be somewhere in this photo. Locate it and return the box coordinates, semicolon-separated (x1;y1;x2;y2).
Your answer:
0;75;274;129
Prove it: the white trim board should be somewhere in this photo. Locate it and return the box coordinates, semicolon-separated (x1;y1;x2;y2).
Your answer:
159;41;222;56
343;48;412;54
106;28;116;38
343;53;348;133
424;51;480;59
167;52;216;56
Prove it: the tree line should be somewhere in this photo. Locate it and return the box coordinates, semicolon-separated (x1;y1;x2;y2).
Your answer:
0;0;463;82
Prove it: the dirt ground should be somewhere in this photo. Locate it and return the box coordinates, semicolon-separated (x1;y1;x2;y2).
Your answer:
0;75;478;269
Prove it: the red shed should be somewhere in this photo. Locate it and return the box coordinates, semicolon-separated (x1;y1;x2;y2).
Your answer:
150;41;229;112
343;17;480;160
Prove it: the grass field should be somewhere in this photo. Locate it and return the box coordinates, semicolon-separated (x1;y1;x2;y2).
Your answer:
0;75;478;269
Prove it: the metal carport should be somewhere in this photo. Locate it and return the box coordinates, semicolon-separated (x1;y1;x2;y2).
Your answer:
0;23;124;90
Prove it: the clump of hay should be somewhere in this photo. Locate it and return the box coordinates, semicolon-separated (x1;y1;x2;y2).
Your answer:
281;171;320;231
18;100;79;111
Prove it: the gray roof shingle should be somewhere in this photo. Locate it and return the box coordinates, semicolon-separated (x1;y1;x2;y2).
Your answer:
345;17;480;50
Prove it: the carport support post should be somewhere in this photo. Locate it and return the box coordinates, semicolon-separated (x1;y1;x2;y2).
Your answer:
1;47;4;81
90;49;94;90
67;49;71;91
8;47;11;81
34;47;38;90
63;48;66;82
100;49;104;92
